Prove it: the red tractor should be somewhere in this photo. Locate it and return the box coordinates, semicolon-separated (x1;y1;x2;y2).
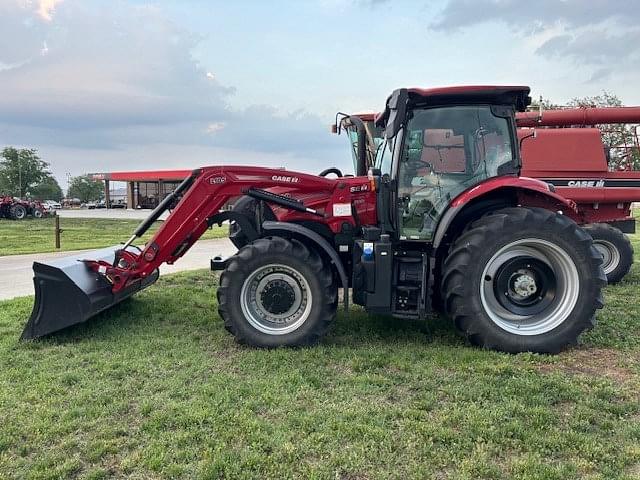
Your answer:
517;106;640;283
22;86;605;354
0;196;30;220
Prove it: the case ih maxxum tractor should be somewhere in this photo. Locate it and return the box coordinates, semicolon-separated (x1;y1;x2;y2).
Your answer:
22;86;606;354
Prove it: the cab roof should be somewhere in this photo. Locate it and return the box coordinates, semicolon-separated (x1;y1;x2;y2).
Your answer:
406;85;531;111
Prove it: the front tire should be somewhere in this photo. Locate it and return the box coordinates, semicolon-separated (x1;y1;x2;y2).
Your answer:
442;207;606;354
217;237;337;347
10;204;27;220
583;223;633;284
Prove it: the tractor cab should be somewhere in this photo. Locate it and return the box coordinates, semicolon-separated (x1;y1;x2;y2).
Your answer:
341;86;529;241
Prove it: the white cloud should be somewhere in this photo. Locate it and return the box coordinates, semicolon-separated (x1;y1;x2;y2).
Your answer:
36;0;63;22
0;0;343;180
206;122;225;133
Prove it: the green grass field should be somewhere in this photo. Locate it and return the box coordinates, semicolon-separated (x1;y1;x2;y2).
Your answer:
1;239;639;478
0;217;227;256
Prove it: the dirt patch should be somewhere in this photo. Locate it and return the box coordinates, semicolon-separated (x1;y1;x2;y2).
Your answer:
537;348;639;385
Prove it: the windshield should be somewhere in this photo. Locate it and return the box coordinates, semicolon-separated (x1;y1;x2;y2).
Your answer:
397;105;514;240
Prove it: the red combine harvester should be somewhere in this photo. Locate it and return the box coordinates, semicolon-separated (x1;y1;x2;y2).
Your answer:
518;106;640;283
22;86;606;354
341;107;640;283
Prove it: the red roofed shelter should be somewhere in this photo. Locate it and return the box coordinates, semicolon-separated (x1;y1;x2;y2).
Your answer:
90;169;190;209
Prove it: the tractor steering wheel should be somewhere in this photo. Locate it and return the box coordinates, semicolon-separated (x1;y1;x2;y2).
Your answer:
319;167;343;178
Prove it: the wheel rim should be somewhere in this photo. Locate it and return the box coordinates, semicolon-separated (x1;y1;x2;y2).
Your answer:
14;207;25;219
240;264;312;335
593;239;620;275
480;238;580;336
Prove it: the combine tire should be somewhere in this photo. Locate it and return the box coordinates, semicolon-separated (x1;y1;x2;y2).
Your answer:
217;237;337;347
33;208;43;218
583;223;633;284
442;207;605;354
228;196;276;249
9;204;27;220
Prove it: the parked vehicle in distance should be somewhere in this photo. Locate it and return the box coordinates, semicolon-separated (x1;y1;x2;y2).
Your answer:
86;201;97;209
110;200;126;209
44;200;62;209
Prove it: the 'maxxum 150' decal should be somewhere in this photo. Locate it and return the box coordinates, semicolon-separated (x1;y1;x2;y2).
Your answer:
540;178;640;188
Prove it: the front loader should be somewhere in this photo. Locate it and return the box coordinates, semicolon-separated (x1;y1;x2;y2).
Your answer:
22;85;606;353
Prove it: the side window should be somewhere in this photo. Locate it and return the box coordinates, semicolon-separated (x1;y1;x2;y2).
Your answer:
421;129;466;174
397;106;514;240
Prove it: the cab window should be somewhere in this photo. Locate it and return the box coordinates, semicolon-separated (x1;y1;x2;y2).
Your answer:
397;106;514;240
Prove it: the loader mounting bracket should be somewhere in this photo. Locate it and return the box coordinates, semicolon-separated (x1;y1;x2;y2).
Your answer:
206;210;259;240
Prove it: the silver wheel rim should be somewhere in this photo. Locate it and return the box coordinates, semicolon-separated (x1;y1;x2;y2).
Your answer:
480;238;580;336
240;264;312;335
593;239;620;275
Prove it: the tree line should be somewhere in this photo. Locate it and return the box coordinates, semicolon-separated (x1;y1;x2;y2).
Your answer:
0;147;104;202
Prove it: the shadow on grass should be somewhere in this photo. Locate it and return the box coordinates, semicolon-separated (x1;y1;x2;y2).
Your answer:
23;287;464;352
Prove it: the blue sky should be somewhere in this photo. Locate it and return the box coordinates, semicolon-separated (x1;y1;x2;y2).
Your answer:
2;0;640;187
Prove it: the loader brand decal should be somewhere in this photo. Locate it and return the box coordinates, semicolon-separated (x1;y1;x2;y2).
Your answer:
209;176;227;184
271;175;299;183
350;184;369;193
541;178;640;188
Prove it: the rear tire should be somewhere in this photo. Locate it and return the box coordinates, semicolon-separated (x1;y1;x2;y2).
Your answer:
583;223;633;284
442;207;606;354
10;204;27;220
217;237;337;347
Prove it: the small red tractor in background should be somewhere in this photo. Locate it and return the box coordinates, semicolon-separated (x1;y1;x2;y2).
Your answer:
22;86;606;354
0;196;48;220
341;106;640;283
0;196;45;220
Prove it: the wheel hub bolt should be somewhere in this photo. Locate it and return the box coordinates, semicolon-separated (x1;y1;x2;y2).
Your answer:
513;274;537;298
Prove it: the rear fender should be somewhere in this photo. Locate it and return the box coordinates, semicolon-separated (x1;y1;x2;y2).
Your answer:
433;177;577;250
261;221;349;310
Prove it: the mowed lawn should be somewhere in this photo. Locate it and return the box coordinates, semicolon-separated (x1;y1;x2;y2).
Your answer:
0;243;639;478
0;217;227;256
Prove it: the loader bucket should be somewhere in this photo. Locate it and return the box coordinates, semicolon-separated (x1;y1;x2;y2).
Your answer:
21;245;159;340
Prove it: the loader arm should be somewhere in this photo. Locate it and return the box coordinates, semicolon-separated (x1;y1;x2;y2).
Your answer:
85;166;337;293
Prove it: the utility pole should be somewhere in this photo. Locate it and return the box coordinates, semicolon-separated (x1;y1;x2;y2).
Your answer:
18;156;22;198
